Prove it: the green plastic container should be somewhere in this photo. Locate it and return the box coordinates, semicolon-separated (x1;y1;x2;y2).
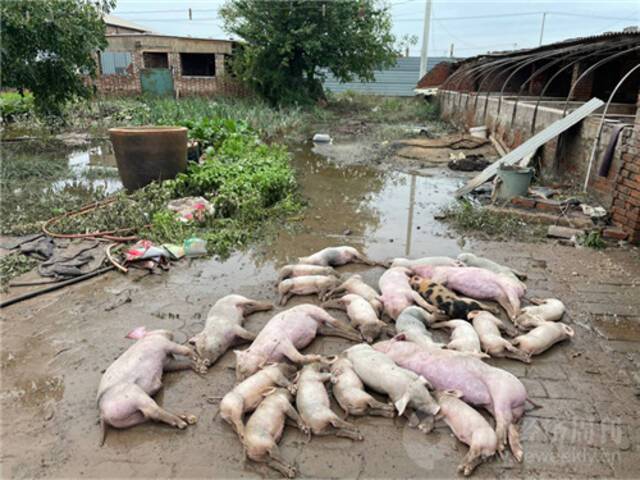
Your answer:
496;165;534;201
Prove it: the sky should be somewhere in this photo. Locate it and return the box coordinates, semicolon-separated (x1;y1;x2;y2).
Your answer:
111;0;640;58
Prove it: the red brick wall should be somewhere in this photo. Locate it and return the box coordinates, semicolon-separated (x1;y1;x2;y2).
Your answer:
417;62;453;88
610;94;640;243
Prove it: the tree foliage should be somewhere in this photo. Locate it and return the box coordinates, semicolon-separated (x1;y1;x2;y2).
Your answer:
0;0;114;118
220;0;397;105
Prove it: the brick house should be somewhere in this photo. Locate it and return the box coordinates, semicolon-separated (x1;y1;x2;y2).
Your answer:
92;15;238;97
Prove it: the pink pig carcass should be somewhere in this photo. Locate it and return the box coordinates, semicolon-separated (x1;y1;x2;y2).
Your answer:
379;267;442;320
97;327;196;445
412;265;525;320
235;304;360;380
373;338;530;461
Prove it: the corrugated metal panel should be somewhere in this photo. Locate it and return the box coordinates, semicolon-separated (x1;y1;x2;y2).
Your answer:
455;97;606;197
323;56;454;97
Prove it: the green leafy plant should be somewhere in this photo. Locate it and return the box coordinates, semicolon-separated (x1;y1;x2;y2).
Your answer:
0;0;114;118
0;91;34;122
579;230;606;249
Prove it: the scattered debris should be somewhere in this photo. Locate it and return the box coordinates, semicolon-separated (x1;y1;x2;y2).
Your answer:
468;125;487;139
580;204;607;219
312;133;332;143
184;237;207;257
455;98;606;197
167;197;214;223
547;225;584;239
447;153;491;172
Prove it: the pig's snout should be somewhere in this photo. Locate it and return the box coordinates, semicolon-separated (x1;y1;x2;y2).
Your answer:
563;324;575;337
322;355;339;365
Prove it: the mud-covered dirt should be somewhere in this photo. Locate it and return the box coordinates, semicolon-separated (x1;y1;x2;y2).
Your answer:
1;138;639;479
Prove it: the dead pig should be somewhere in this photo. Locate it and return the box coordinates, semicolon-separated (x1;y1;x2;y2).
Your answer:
435;390;498;476
322;294;392;342
296;363;363;440
298;246;377;267
243;388;308;478
374;339;529;460
390;256;460;269
515;298;565;330
412;266;525;320
513;322;574;356
97;327;196;445
220;363;297;439
277;275;340;305
345;343;440;432
324;274;383;314
379;267;442;320
395;306;444;351
277;264;337;283
457;252;527;284
410;276;485;319
330;357;395;418
469;311;530;363
189;295;273;373
235;304;360;380
431;320;487;357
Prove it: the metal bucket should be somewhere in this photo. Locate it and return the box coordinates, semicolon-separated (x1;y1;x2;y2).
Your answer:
109;126;188;192
496;165;534;201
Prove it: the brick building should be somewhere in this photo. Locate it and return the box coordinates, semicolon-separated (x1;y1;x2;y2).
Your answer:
91;15;238;97
427;29;640;242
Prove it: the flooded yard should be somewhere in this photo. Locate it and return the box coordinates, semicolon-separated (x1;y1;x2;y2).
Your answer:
1;134;639;479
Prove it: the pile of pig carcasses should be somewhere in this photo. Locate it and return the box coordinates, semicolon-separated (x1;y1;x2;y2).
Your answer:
97;246;575;477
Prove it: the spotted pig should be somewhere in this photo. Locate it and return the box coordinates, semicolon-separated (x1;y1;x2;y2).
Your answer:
409;276;482;320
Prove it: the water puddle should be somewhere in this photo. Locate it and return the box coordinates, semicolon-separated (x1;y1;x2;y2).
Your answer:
262;142;464;264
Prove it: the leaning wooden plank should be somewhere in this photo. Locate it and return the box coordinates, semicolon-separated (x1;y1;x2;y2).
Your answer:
454;97;605;197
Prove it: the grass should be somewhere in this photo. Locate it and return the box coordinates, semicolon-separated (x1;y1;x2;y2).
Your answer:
0;252;39;289
442;199;547;241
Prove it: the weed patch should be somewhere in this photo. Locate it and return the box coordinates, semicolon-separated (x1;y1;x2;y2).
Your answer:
442;199;546;241
0;252;39;289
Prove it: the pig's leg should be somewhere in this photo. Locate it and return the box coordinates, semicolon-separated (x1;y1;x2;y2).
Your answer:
137;393;188;429
284;403;310;436
508;423;524;462
366;397;396;417
232;325;257;342
495;292;518;321
317;323;362;342
501;340;531;363
281;341;324;365
311;308;362;341
323;285;347;300
327;416;363;440
166;342;196;360
458;447;485;477
220;392;245;438
352;252;378;267
278;291;292;306
163;357;193;372
266;446;296;478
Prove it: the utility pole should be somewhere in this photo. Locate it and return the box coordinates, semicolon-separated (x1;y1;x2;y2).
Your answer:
419;0;432;79
449;43;455;58
538;12;547;46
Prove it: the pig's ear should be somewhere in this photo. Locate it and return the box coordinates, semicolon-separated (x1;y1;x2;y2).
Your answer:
391;333;407;342
418;375;433;390
445;389;463;398
394;392;411;416
125;326;147;340
262;387;277;397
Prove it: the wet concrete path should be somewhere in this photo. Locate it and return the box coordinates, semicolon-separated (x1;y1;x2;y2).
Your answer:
1;141;639;478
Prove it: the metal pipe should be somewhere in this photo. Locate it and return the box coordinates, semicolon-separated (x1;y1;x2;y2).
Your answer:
583;63;640;191
529;41;637;133
562;45;640;116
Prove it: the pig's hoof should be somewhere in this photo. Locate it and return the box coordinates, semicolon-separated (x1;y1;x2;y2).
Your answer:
176;419;188;429
179;414;197;425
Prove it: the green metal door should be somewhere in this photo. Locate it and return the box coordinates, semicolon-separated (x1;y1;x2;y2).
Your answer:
140;68;174;96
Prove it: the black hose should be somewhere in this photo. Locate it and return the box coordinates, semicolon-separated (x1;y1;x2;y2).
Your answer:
0;266;115;309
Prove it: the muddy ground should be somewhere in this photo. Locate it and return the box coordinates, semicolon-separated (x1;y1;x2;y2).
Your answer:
1;134;639;479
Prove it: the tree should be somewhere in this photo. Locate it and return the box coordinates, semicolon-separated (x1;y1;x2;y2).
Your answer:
0;0;114;118
220;0;397;105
